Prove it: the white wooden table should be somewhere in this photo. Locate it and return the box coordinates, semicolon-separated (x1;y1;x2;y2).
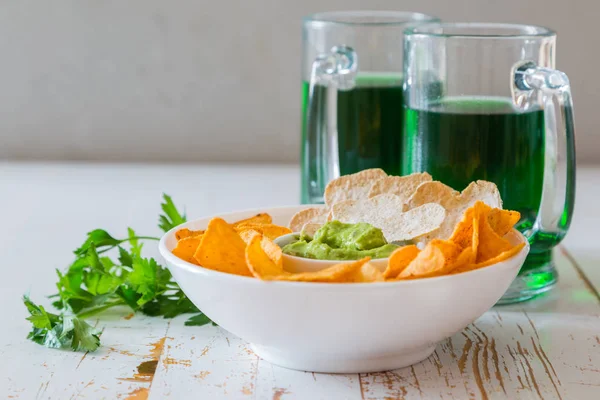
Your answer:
1;162;598;400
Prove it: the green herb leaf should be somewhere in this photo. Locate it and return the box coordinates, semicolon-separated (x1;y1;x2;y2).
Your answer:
74;229;121;256
23;296;100;352
158;194;186;232
25;194;215;352
127;228;144;258
127;258;171;306
184;313;213;326
70;317;101;352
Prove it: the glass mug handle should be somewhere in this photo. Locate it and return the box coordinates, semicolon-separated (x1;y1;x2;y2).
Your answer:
305;46;357;203
513;62;576;243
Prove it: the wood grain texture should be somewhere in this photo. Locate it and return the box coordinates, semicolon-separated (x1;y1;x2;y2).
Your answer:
1;163;599;399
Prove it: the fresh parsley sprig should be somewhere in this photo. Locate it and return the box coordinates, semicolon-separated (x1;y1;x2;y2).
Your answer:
24;194;214;352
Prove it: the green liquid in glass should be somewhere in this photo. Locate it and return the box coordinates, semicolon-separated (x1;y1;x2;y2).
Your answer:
301;75;404;203
403;97;571;297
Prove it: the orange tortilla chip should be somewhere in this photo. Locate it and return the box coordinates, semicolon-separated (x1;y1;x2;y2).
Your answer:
345;263;384;283
476;206;513;264
194;218;252;276
246;233;287;279
233;213;273;227
175;228;203;240
175;213;272;240
383;245;420;280
487;208;521;237
235;223;291;240
172;236;202;265
472;242;526;269
449;203;481;253
397;240;462;279
239;229;261;244
274;257;372;283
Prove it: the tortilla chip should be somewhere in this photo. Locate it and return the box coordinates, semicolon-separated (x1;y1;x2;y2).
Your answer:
289;207;328;232
344;263;384;283
331;193;446;242
246;233;287;279
175;213;272;240
193;218;252;276
383;245;420;280
175;228;202;240
449;203;481;261
324;168;387;207
397;240;462;279
235;223;291;240
300;223;322;239
476;205;513;263
407;180;503;242
452;243;525;275
238;229;261;244
234;213;273;226
275;257;372;283
474;243;526;268
172;236;202;265
487;208;521;237
367;173;432;205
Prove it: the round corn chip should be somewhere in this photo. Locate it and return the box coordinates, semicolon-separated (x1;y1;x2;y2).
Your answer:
324;168;387;207
407;180;502;242
383;245;420;280
331;193;446;242
367;172;433;204
172;236;202;265
193;218;252;277
289;207;328;232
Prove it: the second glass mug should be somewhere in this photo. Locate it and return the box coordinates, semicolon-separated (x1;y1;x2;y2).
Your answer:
403;23;576;303
301;11;439;204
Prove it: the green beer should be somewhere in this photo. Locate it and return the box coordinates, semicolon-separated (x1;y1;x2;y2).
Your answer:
403;97;574;278
301;74;403;203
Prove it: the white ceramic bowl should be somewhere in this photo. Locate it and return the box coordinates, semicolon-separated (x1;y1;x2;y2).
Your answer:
159;205;529;373
273;233;389;273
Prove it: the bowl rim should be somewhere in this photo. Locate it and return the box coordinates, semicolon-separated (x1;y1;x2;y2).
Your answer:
158;204;530;289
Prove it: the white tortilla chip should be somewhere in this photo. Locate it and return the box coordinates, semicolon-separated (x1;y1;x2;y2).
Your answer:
289;207;328;232
406;180;502;242
324;168;387;207
331;193;446;242
368;172;433;205
300;223;322;239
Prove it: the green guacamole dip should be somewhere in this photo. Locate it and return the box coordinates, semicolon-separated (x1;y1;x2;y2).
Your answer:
282;220;399;260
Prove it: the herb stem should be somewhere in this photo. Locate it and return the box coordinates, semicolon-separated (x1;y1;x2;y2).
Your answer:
76;301;126;319
131;236;160;241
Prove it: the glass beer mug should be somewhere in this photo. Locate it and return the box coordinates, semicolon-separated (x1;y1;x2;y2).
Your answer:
300;11;438;204
402;23;576;303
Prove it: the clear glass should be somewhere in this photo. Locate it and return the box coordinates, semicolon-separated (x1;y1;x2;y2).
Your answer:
402;23;576;303
300;11;439;204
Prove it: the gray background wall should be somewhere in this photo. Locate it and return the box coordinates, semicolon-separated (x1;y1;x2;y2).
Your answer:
0;1;597;164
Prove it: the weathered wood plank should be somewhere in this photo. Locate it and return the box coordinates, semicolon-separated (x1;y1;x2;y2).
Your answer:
358;247;600;400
